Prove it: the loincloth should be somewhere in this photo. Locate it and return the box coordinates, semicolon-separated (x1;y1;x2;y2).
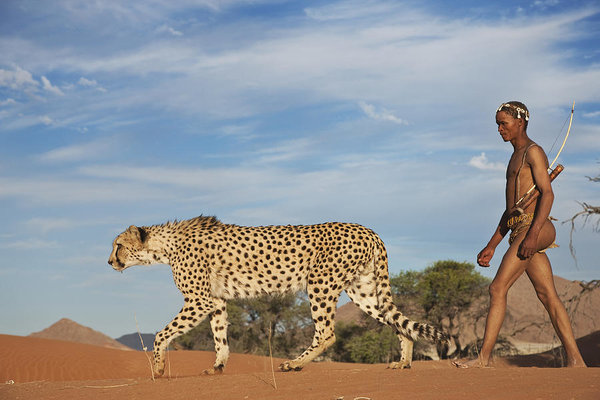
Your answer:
507;213;558;252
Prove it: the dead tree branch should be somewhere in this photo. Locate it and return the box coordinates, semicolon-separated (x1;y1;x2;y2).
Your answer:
563;202;600;267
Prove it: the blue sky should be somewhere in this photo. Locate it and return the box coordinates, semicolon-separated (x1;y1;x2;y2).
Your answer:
1;0;599;338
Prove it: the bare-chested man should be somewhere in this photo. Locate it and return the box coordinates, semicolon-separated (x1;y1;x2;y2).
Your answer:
454;101;586;368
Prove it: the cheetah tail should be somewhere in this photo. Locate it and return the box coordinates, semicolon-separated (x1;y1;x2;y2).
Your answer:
372;241;450;346
396;315;451;346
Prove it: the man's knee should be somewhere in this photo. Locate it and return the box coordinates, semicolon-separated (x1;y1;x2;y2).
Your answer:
488;281;508;301
535;286;561;308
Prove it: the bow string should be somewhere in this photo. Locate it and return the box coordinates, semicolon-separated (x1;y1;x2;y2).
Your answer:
548;101;574;171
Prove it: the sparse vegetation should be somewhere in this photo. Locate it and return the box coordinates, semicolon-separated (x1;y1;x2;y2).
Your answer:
413;260;490;357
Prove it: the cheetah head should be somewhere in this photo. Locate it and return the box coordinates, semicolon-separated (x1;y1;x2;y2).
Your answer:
108;225;161;271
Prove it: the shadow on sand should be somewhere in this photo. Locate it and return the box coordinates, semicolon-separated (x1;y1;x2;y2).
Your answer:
505;331;599;367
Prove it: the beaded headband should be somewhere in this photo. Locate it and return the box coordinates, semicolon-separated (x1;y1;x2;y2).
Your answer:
496;103;529;121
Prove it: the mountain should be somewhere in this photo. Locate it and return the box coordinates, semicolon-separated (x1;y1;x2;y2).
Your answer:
116;332;155;351
29;318;132;351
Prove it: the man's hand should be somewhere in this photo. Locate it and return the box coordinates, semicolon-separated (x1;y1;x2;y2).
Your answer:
477;246;495;267
518;233;538;259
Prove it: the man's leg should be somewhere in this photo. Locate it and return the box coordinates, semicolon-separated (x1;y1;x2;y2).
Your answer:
478;241;531;365
525;253;587;367
455;240;528;368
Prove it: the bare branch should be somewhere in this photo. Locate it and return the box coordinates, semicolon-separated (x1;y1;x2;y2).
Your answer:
563;203;600;267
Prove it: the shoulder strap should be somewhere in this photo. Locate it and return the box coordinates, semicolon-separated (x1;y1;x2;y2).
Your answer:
515;144;536;205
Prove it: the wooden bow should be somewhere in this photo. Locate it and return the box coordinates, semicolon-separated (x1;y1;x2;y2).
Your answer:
548;101;574;170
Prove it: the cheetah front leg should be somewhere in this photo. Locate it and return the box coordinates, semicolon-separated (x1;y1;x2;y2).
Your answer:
203;298;230;375
152;299;211;377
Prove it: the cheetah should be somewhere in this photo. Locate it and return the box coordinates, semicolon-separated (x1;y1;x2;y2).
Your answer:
108;216;449;376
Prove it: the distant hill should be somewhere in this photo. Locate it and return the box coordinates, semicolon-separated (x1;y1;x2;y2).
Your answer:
30;318;132;351
116;332;155;351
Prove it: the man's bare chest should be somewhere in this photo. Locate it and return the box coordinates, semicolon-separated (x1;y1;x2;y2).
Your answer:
506;151;527;180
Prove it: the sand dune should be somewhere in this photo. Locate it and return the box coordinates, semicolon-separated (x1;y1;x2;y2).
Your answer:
1;334;599;400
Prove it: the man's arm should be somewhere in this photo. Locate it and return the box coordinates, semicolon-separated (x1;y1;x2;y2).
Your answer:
477;211;510;267
518;146;554;258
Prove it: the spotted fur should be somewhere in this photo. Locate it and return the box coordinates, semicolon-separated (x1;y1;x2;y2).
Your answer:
108;216;448;375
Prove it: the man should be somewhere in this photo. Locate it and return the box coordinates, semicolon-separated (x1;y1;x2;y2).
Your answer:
454;101;586;368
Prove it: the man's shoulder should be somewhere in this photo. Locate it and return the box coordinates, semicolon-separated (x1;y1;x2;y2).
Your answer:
525;142;549;165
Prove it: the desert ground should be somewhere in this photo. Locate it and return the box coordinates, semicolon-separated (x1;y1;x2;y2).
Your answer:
1;333;599;400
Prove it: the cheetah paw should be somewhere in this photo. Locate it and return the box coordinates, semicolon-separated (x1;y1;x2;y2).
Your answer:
387;361;411;370
203;366;224;375
279;361;303;372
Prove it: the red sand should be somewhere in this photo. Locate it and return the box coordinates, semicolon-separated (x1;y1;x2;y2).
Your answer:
1;334;599;400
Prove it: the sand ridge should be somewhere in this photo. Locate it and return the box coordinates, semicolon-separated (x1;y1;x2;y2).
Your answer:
1;334;599;400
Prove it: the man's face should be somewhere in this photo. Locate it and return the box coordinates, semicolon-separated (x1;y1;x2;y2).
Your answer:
496;111;522;142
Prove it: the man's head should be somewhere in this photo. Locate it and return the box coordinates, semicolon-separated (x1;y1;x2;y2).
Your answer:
496;101;529;142
496;101;529;130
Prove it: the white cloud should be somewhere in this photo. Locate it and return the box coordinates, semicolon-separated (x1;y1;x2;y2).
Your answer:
0;98;17;106
25;217;76;234
40;115;54;126
37;138;114;163
469;152;505;171
359;101;408;125
582;110;600;118
304;1;403;21
77;77;106;92
0;175;172;204
533;0;560;9
1;5;596;125
255;138;316;164
0;65;38;90
41;76;64;96
84;8;594;122
157;24;183;37
218;123;258;141
0;238;59;249
78;77;97;86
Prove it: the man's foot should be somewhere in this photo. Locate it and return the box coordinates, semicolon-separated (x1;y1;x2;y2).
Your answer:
452;358;490;368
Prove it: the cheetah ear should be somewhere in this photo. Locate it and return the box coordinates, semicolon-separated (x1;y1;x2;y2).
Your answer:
126;225;148;245
138;227;148;243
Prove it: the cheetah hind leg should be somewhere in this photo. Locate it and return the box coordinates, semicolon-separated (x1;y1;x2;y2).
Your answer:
203;299;230;375
387;335;414;369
